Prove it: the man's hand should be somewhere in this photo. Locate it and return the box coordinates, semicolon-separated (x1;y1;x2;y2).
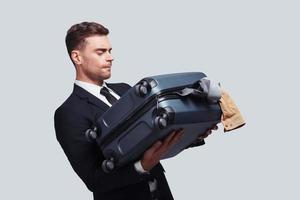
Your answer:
187;125;219;148
199;125;218;139
141;129;184;171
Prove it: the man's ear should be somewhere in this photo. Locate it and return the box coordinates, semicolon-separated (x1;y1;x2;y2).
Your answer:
71;50;82;65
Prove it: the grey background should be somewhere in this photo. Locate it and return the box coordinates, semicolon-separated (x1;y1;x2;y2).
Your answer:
1;0;299;199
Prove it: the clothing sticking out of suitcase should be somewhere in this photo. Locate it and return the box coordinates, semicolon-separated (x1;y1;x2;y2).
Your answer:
86;72;222;172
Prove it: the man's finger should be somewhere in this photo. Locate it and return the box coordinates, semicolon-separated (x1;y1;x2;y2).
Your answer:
146;141;163;156
168;131;184;147
199;129;212;139
156;131;184;157
156;129;183;155
163;130;178;145
165;129;183;146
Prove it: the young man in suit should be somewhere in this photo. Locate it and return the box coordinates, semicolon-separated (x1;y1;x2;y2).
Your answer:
54;21;216;200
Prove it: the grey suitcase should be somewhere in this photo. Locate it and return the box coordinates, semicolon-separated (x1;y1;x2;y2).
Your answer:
87;72;222;172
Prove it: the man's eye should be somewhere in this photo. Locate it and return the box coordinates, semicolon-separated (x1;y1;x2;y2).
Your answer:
97;52;103;55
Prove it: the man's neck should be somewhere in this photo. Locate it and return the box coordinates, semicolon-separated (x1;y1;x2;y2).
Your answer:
75;77;104;86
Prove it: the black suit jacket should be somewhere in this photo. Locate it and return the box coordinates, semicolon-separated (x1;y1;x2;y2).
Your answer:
54;83;174;200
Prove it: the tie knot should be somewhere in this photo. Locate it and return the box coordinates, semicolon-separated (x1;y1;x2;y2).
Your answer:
100;86;110;94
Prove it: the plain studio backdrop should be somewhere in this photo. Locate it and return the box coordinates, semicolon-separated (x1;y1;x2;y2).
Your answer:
0;0;299;199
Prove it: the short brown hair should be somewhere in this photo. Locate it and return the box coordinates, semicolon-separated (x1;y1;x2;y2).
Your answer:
65;22;109;58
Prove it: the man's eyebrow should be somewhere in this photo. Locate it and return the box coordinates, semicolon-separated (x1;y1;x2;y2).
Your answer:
95;48;112;52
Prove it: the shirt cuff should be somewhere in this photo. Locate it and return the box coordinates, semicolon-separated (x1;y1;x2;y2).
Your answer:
134;160;149;174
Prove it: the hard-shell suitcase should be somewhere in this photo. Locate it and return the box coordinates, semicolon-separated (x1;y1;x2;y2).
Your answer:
87;72;222;172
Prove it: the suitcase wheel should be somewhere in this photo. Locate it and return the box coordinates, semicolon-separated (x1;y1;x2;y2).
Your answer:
102;158;115;173
154;115;168;129
154;107;175;129
135;80;151;97
85;127;98;142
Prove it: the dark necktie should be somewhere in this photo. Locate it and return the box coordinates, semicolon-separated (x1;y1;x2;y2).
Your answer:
100;86;118;105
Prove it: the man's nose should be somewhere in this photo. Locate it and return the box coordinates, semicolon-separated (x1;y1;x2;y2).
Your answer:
106;52;114;61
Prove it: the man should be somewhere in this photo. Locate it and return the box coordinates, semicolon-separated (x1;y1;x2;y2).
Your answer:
54;21;216;200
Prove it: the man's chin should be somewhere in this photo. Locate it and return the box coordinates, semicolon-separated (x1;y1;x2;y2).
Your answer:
101;74;111;80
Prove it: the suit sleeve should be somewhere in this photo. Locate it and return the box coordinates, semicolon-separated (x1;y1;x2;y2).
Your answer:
54;104;150;193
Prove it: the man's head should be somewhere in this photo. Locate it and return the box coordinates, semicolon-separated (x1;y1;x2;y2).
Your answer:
66;22;113;85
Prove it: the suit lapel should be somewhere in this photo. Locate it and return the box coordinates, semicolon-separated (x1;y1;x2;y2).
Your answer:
72;83;127;111
73;84;109;111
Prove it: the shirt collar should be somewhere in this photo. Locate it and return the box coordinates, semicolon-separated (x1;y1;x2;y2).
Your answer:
74;80;109;97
